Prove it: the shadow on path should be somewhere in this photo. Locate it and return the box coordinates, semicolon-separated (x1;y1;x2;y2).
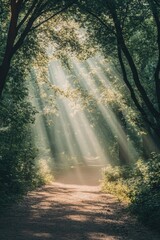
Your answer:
0;181;159;240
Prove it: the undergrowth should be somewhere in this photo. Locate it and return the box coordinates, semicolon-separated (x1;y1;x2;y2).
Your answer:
101;153;160;232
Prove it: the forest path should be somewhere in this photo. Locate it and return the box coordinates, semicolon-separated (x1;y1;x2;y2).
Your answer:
0;167;159;240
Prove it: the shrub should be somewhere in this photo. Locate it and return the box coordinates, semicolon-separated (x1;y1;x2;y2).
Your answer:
101;154;160;231
129;154;160;230
101;165;131;202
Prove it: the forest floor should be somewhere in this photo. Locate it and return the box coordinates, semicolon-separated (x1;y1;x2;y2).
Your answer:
0;166;160;240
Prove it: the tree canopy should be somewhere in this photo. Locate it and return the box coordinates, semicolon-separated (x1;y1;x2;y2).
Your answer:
0;0;160;140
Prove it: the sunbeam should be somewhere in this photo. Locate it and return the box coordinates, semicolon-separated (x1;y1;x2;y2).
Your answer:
31;55;140;185
73;56;138;163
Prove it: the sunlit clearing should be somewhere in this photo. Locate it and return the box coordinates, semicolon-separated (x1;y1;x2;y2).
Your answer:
30;55;140;185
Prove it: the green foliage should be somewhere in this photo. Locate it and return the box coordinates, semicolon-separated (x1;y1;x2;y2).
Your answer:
77;0;160;137
129;154;160;230
101;165;131;202
0;123;42;205
102;154;160;231
0;66;44;206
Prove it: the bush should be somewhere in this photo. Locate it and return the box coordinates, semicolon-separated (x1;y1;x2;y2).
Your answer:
101;165;131;202
129;154;160;230
101;154;160;231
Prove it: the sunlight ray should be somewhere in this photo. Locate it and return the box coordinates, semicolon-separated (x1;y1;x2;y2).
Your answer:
49;61;110;166
72;57;138;163
31;55;140;184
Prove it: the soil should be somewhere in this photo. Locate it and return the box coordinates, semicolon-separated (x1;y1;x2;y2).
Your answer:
0;167;159;240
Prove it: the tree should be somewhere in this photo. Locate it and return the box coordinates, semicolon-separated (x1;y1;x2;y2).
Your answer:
0;52;40;203
76;0;160;143
0;0;76;96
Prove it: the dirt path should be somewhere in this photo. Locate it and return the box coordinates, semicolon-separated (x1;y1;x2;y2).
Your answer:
0;177;159;240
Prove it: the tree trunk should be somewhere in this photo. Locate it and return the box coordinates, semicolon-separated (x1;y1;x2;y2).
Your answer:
107;0;160;124
0;63;11;97
0;2;20;97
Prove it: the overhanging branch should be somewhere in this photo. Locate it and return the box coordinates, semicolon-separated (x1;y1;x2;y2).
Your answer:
30;1;76;31
17;0;38;31
76;3;116;36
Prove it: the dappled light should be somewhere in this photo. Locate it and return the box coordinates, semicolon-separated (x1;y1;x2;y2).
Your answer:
0;183;159;240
